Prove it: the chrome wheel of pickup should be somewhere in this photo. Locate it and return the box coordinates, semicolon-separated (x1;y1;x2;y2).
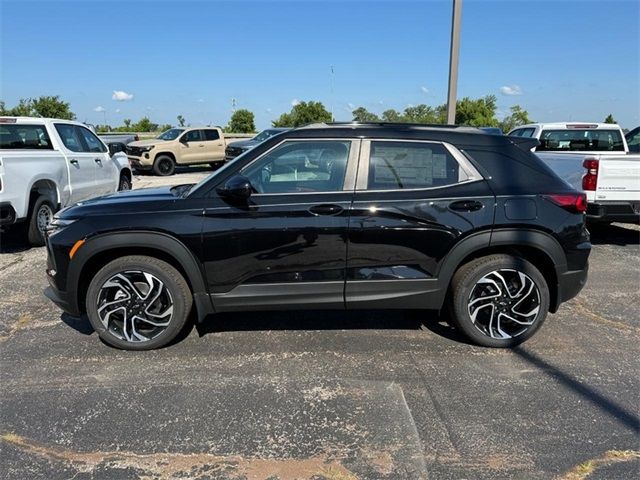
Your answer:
467;269;541;339
96;270;174;343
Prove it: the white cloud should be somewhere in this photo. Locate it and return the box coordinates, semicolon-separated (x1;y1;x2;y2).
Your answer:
291;99;300;107
347;102;355;110
265;108;272;113
112;90;134;101
197;98;205;103
378;100;384;105
500;85;523;96
420;86;429;94
115;108;121;113
93;106;105;112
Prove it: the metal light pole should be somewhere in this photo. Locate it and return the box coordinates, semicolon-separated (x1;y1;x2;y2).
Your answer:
446;0;462;125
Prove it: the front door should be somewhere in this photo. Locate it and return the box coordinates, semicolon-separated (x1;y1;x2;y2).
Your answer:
54;123;97;203
346;139;495;309
201;138;360;311
178;129;204;164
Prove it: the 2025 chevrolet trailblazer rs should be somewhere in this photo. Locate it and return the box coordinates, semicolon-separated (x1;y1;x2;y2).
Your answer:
44;123;591;350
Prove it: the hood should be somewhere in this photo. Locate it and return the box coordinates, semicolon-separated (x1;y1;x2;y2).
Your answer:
59;186;189;218
128;139;163;147
227;139;258;149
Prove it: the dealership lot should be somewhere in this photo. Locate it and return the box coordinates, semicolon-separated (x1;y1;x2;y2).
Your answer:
0;170;638;479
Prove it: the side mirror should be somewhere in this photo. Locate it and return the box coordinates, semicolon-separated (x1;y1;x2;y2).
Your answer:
217;175;253;200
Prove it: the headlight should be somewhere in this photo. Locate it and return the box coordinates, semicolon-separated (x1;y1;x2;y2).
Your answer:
46;217;77;236
140;145;155;152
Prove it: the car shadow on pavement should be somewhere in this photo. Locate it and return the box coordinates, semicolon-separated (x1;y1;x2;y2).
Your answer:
589;222;640;246
60;313;94;335
514;347;640;433
0;228;32;253
196;309;473;343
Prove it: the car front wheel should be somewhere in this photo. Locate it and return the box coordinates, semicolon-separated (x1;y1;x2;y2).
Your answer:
450;254;549;347
85;255;192;350
153;155;175;176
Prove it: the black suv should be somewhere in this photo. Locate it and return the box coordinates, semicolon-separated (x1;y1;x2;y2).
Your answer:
44;123;590;350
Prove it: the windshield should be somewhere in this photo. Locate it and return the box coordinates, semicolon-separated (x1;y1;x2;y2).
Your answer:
157;128;184;141
253;129;280;143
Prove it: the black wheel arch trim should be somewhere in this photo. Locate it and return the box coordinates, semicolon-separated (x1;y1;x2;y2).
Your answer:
68;231;213;321
434;228;567;310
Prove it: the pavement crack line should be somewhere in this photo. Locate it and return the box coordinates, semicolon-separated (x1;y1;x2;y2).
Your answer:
0;432;359;480
0;313;33;343
555;449;640;480
570;300;640;333
0;254;25;273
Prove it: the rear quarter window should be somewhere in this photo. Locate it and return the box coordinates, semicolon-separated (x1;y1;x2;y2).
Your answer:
0;124;53;149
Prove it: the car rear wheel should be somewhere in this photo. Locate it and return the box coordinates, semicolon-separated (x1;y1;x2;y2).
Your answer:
27;196;55;247
450;254;549;347
86;255;192;350
153;155;175;176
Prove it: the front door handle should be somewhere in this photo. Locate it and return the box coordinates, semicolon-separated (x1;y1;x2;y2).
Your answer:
94;158;102;164
70;159;79;165
449;200;484;212
309;204;344;216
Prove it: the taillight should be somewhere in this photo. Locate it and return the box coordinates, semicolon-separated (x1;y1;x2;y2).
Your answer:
582;158;599;191
543;193;587;214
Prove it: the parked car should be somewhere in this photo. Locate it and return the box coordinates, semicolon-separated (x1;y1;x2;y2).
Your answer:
225;128;290;161
126;126;226;175
509;123;640;224
98;133;139;145
44;123;590;350
0;117;132;246
479;127;503;135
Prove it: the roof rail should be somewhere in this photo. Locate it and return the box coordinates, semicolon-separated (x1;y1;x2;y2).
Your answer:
298;121;480;131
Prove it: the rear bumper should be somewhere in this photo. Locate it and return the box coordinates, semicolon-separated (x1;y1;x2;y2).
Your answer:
587;201;640;223
555;264;589;310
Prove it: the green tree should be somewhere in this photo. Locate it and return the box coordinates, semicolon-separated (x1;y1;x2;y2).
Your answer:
158;124;172;132
131;117;158;132
604;114;616;124
454;95;498;127
0;96;75;119
403;104;441;124
123;119;132;129
177;115;186;127
227;109;256;133
352;107;380;122
381;109;404;122
272;101;332;127
498;105;532;133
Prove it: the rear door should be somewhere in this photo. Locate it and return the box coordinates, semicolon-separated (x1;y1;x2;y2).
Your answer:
200;138;360;310
345;139;494;309
54;123;97;203
202;128;225;162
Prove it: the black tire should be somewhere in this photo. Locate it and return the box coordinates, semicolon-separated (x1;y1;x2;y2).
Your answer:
450;254;550;348
209;161;225;169
27;196;55;247
118;172;132;191
152;155;175;176
85;255;192;350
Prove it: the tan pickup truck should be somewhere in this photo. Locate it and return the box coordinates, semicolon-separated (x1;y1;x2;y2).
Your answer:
126;126;226;176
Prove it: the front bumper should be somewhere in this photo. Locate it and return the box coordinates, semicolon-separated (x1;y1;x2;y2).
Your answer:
44;284;80;317
587;201;640;224
128;156;153;171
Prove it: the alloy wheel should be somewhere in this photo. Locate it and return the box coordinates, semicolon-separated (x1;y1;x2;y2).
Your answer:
467;269;541;339
96;270;174;342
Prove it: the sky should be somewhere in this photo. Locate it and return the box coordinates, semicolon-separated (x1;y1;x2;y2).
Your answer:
1;0;639;130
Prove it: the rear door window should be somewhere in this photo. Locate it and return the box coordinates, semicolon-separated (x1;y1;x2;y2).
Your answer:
54;124;84;152
537;129;624;151
203;129;220;141
0;124;53;149
365;141;468;190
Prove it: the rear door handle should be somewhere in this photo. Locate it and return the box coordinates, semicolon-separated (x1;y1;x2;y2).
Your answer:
449;200;484;212
309;204;344;216
94;158;102;164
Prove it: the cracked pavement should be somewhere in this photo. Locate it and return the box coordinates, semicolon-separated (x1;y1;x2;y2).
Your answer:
0;169;638;479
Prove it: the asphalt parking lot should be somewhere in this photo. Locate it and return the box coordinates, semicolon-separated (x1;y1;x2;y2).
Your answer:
0;169;638;480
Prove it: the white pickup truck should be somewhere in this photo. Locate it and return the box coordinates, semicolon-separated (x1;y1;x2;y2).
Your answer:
0;117;132;245
509;123;640;224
